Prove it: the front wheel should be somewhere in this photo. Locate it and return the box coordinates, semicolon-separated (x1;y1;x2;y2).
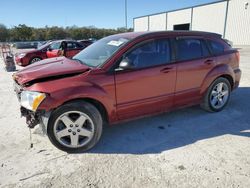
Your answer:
201;77;231;112
47;101;103;153
30;57;42;64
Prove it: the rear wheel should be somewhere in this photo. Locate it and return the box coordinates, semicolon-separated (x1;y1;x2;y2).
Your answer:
201;77;231;112
47;101;103;153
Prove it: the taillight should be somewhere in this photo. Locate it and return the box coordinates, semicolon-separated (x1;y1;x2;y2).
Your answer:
235;51;240;63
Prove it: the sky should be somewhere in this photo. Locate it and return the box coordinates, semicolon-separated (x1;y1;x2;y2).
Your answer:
0;0;220;29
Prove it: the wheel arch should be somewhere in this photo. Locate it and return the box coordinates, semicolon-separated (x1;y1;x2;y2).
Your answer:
200;64;235;95
220;74;234;90
61;98;109;124
29;56;42;64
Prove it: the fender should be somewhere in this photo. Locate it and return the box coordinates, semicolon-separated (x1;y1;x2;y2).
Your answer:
27;75;117;122
200;64;235;96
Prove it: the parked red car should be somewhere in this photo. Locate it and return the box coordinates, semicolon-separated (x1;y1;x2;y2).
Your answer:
15;40;85;66
13;31;241;152
78;39;94;48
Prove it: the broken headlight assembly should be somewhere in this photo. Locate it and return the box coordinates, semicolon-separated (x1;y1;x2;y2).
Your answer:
20;91;46;112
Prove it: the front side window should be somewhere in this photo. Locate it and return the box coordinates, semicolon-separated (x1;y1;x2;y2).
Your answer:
49;42;61;50
176;38;209;61
125;39;171;69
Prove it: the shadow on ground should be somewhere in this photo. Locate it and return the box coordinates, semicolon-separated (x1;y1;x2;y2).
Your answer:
89;87;250;154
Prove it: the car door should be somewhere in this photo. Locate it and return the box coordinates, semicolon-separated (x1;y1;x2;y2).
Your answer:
174;37;216;107
65;42;83;58
46;42;61;58
114;38;177;120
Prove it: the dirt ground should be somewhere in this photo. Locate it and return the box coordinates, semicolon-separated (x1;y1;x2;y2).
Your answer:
0;47;249;188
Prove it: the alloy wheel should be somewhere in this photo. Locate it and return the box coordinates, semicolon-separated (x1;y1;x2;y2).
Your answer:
210;82;229;109
31;58;41;63
53;111;95;148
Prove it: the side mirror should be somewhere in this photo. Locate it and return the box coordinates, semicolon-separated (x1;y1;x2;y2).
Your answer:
118;58;135;70
47;47;52;51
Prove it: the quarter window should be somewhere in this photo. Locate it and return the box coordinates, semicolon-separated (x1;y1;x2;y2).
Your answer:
176;38;209;61
125;39;171;69
209;40;225;55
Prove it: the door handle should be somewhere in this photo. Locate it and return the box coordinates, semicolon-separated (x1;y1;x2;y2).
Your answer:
160;67;173;73
204;59;215;65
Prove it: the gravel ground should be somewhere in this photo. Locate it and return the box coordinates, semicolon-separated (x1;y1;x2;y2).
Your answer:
0;47;249;188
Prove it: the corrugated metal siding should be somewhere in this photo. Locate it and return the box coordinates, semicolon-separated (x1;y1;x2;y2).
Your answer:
225;0;250;45
134;0;250;45
167;9;192;30
192;1;227;35
134;17;149;32
149;13;167;31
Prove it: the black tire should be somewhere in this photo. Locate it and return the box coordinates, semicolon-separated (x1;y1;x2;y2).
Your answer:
201;77;231;112
47;101;103;153
30;57;42;64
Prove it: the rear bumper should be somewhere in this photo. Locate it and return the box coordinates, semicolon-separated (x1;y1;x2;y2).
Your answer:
233;68;241;90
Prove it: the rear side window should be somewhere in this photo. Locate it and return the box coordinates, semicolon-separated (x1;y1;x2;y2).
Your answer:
76;42;84;48
67;42;78;49
208;40;225;55
176;38;210;61
125;39;171;69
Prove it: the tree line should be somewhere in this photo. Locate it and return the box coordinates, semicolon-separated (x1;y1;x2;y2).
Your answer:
0;24;133;42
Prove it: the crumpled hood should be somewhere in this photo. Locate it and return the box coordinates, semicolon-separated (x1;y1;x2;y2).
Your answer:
14;57;90;85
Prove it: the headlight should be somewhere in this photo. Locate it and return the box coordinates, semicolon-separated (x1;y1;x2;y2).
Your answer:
18;53;26;58
20;91;46;111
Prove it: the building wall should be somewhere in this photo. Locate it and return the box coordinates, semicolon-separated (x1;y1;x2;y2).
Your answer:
192;1;227;35
167;9;192;30
149;13;167;31
225;0;250;45
134;17;148;32
134;0;250;45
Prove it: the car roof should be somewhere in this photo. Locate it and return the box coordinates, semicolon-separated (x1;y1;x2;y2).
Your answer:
51;39;79;43
113;31;222;40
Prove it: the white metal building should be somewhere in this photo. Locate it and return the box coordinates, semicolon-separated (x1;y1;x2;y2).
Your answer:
133;0;250;45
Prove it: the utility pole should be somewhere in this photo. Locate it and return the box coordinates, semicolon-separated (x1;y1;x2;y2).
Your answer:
125;0;128;29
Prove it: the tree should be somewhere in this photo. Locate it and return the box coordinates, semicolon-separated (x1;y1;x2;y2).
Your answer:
0;24;9;42
31;28;47;41
1;24;133;42
11;24;33;41
67;27;84;40
46;27;68;40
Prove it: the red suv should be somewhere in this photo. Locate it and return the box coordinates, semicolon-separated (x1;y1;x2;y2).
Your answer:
13;31;241;152
15;40;85;66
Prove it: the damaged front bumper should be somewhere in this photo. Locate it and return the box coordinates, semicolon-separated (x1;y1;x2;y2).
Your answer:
20;107;50;134
13;79;50;133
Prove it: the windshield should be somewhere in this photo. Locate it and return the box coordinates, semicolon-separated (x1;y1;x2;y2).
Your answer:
37;42;50;50
73;36;130;67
